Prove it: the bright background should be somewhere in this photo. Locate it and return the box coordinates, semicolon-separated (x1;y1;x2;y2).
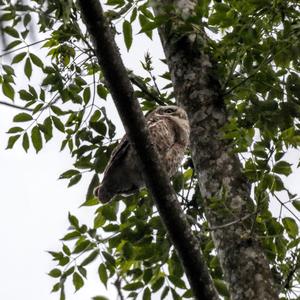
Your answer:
0;26;166;299
0;13;299;300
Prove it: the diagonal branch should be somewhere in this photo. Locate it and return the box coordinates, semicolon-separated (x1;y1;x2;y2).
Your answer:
0;100;33;111
128;72;166;105
77;0;218;299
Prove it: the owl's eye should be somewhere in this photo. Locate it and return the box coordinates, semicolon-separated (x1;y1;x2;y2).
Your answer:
164;108;176;114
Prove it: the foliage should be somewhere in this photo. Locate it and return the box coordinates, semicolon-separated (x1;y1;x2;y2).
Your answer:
1;0;300;299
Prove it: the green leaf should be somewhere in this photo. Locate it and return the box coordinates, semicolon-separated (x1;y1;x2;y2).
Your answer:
98;263;108;287
30;53;43;68
4;26;19;38
80;197;99;207
78;265;87;278
83;87;91;104
102;251;116;266
63;266;75;278
2;82;15;100
271;175;284;192
266;218;283;236
272;161;292;176
3;65;15;75
31;126;43;153
12;52;27;64
73;240;91;254
51;282;60;293
292;200;300;212
161;286;169;299
102;205;117;221
5;40;22;51
143;269;153;284
68;213;79;229
123;281;144;291
139;19;164;33
41;116;53;142
142;287;151;300
24;57;32;79
122;242;133;260
182;290;193;298
58;256;69;266
23;13;31;27
138;14;153;39
94;213;105;229
90;110;101;122
61;231;81;241
6;134;21;149
74;76;87;86
19;89;35;101
72;272;84;291
62;244;71;256
50;106;65;116
123;20;133;51
151;276;164;292
90;121;107;135
7;127;23;134
22;132;29;152
81;249;99;266
33;103;44;114
213;279;230;297
171;288;181;300
48;268;62;278
68;174;82;187
97;85;107;99
130;7;137;22
13;113;32;122
282;217;298;238
52;116;65;133
59;169;80;179
168;275;186;289
86;173;99;201
92;297;109;300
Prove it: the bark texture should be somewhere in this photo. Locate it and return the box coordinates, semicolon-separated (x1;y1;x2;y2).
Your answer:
154;0;279;299
77;0;219;299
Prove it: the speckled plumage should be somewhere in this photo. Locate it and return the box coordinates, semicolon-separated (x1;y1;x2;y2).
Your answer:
94;105;190;203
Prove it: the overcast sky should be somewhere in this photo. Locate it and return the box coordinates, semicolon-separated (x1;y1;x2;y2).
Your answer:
1;9;300;300
0;23;167;299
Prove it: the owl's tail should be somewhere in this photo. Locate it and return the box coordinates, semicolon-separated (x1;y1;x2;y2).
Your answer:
93;184;114;203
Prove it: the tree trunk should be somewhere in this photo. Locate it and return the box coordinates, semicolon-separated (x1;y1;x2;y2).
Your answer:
154;1;279;299
78;0;219;299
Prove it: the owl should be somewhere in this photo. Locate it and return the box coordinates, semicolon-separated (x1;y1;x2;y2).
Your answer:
94;105;190;203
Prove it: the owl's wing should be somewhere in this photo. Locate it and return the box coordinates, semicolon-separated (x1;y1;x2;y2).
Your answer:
103;135;130;176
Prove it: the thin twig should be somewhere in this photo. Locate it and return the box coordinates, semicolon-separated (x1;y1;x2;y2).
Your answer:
0;38;49;58
223;54;273;96
207;213;255;231
129;73;165;105
273;193;300;223
114;276;125;300
0;100;33;111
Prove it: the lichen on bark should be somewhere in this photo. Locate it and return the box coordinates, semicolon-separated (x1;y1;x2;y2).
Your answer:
153;0;279;298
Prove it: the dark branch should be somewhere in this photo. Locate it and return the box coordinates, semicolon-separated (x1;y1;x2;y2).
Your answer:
114;276;125;300
77;1;218;299
128;72;166;106
0;101;33;111
0;38;49;58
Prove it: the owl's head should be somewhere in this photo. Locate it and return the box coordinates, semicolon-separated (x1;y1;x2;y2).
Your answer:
154;105;188;120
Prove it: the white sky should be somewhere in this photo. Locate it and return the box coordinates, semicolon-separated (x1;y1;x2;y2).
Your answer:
0;8;299;300
0;24;166;299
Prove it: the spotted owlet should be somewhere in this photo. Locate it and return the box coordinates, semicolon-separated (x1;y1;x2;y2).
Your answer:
94;105;190;203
